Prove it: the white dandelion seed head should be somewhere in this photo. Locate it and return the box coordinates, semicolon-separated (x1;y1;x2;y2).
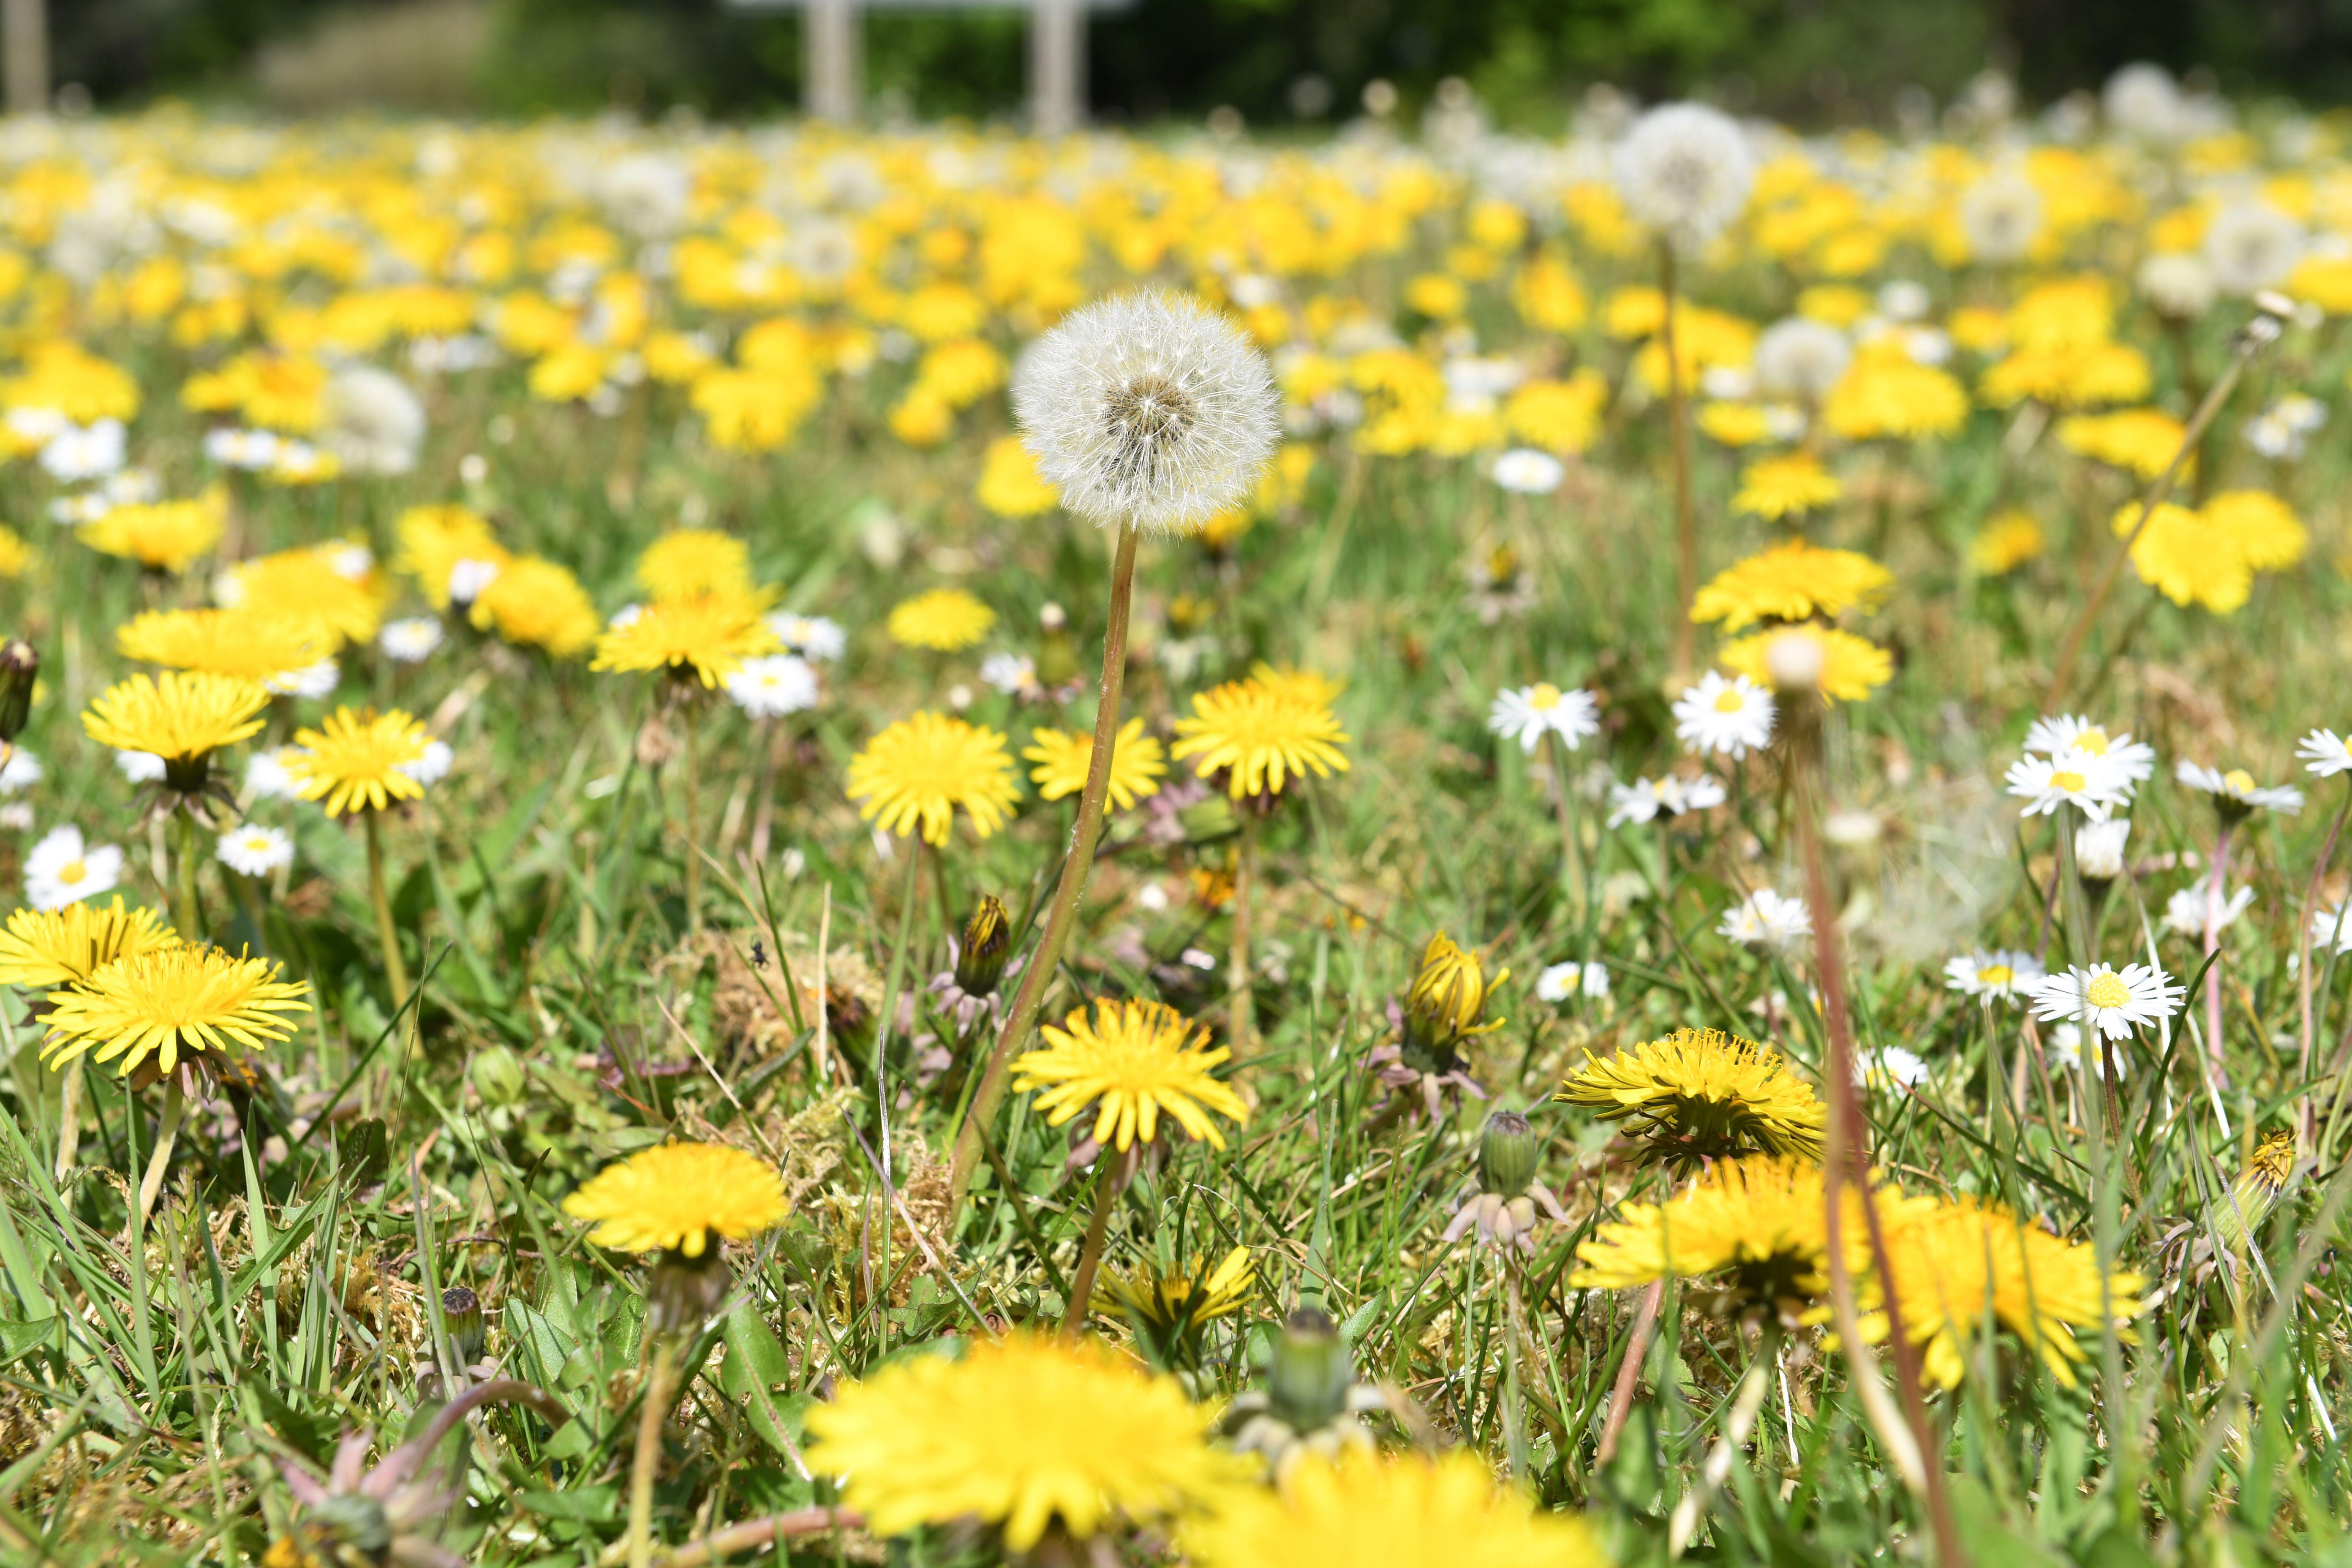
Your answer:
1959;171;2044;264
321;364;426;477
1011;290;1281;535
2204;202;2305;298
1612;103;1755;248
2104;63;2186;142
1753;317;1852;402
2139;252;2216;321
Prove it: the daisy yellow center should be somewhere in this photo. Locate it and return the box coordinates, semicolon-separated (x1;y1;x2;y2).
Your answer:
1714;689;1746;713
1979;964;2012;987
2076;727;2109;753
2051;769;2087;792
2223;768;2256;795
2084;973;2130;1010
58;860;87;886
1529;682;1563;709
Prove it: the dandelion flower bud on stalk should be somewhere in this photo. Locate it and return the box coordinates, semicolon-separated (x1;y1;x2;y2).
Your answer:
1478;1109;1539;1199
953;894;1013;997
1266;1308;1355;1432
439;1285;485;1367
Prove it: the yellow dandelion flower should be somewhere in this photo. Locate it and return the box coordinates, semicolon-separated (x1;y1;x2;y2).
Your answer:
115;607;332;685
395;504;508;607
561;1141;788;1257
1025;717;1166;809
0;898;177;990
2204;489;2306;572
82;672;268;784
1188;1447;1606;1568
1014;997;1250;1151
82;495;228;575
1970;509;2045;574
591;591;781;687
1691;541;1893;631
887;587;995;651
806;1332;1240;1552
40;945;311;1080
977;434;1062;517
1570;1156;1903;1323
219;542;393;648
0;525;32;579
2118;501;2248;614
847;711;1021;845
1171;676;1351;801
1731;455;1844;521
1720;625;1892;702
1821;356;1968;440
1865;1192;2145;1389
1101;1247;1256;1367
282;707;432;817
1556;1026;1826;1173
471;554;600;657
2056;408;2187;480
1247;662;1347;707
636;528;753;601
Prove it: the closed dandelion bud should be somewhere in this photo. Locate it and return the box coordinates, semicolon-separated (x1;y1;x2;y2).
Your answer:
1266;1307;1354;1431
0;640;34;744
440;1285;485;1365
954;896;1013;997
646;1247;731;1337
1478;1110;1539;1199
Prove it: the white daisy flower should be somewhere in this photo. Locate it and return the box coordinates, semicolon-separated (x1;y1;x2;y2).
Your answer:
2005;748;2131;821
2176;759;2303;818
1718;887;1812;950
396;740;454;788
724;656;819;719
1858;1045;1930;1090
116;750;167;784
1673;671;1775;759
1491;448;1566;495
1607;776;1677;827
2162;883;2254;938
1536;960;1610;1002
2028;962;2187;1041
265;658;341;700
38;419;127;483
204;427;282;470
1489;681;1601;755
2044;1020;2126;1078
2296;729;2352;779
2021;713;2156;787
0;748;41;794
1672;775;1728;813
448;557;502;605
379;617;446;663
2308;904;2352;956
245;746;302;801
1944;949;2046;1002
767;612;847;662
24;825;123;911
2075;817;2132;881
0;803;29;832
216;823;295;877
979;651;1039;696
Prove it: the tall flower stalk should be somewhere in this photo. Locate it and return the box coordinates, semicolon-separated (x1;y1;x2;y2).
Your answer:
948;291;1277;1212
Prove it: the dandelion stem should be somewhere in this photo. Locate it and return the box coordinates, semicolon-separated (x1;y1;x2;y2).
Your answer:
1545;730;1584;925
949;524;1139;1217
1061;1152;1125;1337
1661;240;1699;678
1229;813;1258;1057
2299;780;2352;1138
627;1335;681;1568
680;698;704;939
2202;818;2235;1082
1595;1275;1661;1465
1788;679;1960;1561
135;1076;186;1225
172;811;204;942
365;810;411;1012
52;1062;81;1181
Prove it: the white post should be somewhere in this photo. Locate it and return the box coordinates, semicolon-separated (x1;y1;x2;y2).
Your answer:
804;0;861;125
2;0;44;117
1028;0;1082;138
